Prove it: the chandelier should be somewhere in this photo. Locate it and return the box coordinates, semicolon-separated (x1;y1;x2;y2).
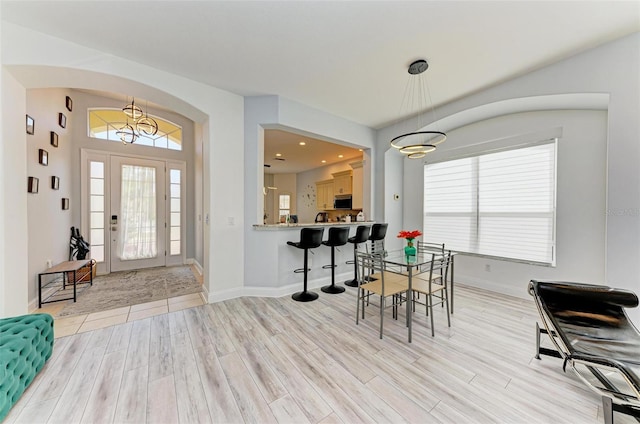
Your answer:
116;97;159;144
390;59;446;159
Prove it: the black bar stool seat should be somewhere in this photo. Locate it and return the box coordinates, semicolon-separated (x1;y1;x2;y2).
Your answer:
369;223;388;253
365;223;388;281
287;227;324;302
321;227;350;294
344;225;371;287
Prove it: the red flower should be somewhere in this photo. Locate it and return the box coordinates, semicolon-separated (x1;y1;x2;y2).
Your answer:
397;230;423;240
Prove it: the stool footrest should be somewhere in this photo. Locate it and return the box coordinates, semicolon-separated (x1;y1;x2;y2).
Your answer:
294;268;310;274
346;260;355;265
322;264;336;270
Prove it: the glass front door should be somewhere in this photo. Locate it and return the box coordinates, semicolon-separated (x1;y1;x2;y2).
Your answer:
110;156;166;271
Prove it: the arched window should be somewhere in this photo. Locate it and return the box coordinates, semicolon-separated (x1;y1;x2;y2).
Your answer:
88;108;182;151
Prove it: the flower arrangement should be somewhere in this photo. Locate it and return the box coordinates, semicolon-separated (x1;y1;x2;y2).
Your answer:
397;230;423;242
398;230;422;257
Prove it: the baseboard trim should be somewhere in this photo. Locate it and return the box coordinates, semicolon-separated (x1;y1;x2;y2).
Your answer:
28;298;38;313
207;272;353;303
186;258;203;275
455;273;529;300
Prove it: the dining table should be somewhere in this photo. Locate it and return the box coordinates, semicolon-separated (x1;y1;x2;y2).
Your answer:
382;249;455;343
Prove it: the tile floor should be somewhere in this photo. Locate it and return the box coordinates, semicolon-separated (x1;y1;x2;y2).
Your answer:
36;292;205;338
34;263;205;340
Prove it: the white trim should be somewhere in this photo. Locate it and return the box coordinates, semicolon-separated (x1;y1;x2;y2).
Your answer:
28;298;38;313
186;258;203;275
81;148;187;273
207;272;352;303
457;273;530;301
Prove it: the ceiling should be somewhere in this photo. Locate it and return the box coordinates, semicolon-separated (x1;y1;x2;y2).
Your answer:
3;1;639;173
264;130;362;174
2;1;638;131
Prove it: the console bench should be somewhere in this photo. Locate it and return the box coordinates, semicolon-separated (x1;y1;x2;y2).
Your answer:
38;259;93;308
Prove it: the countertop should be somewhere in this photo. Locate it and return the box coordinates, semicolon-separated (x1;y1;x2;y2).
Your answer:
253;221;374;231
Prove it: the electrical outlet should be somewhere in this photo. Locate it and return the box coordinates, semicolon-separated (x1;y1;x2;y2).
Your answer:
484;264;491;272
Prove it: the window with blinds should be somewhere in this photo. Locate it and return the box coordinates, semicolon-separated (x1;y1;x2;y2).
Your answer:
424;141;556;265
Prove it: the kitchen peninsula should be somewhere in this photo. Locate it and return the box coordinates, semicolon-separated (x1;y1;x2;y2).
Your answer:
248;221;375;297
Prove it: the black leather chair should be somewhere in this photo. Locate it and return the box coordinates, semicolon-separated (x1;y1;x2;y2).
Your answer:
321;227;350;294
343;225;371;287
529;280;640;424
287;227;324;302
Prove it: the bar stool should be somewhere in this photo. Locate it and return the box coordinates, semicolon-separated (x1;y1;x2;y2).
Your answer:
321;227;350;294
369;223;388;255
343;225;371;287
287;227;325;302
366;223;388;281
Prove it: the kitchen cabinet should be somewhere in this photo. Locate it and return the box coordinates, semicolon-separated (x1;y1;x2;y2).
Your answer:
350;161;363;210
316;179;334;210
332;170;352;195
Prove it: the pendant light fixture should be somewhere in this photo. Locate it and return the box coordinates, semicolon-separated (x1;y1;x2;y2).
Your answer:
390;59;446;159
136;102;159;136
115;119;138;144
118;97;159;144
122;97;143;120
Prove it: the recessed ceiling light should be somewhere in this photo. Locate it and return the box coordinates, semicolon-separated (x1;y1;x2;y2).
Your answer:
275;153;282;157
358;149;363;152
338;154;344;158
321;160;326;163
299;141;306;146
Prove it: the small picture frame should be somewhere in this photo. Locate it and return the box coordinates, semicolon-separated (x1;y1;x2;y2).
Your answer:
65;96;73;112
38;149;48;166
26;115;35;135
61;198;69;210
28;177;39;193
50;131;59;148
58;113;66;128
51;176;60;190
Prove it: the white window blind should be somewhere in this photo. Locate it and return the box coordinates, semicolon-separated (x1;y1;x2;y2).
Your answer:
424;142;556;264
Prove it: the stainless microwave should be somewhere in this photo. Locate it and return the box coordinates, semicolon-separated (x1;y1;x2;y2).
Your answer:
334;195;352;209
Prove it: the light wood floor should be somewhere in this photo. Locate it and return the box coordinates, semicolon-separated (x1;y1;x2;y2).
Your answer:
5;284;635;424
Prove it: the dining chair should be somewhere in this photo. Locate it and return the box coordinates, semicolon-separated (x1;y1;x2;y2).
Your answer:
355;251;409;339
411;251;451;336
415;241;450;306
416;241;445;273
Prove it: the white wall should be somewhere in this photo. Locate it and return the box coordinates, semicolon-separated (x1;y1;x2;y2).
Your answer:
0;69;29;317
243;96;376;295
377;33;640;325
26;88;74;306
1;22;244;309
404;110;607;299
68;89;197;260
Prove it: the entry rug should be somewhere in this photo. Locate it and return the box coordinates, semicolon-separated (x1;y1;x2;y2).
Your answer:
57;265;202;317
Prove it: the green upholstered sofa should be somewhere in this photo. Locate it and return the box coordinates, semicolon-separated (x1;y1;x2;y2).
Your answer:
0;313;54;421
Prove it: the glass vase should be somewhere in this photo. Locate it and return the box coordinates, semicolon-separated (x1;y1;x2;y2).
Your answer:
404;240;416;257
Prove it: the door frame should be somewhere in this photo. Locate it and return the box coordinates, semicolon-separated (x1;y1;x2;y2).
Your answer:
80;149;187;274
